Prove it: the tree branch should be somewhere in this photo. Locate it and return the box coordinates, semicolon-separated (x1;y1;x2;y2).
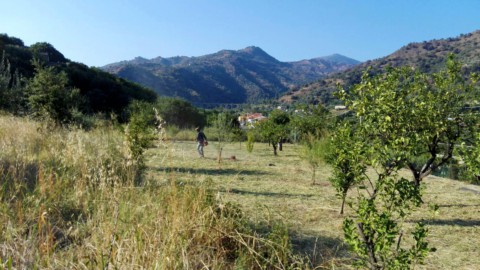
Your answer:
357;222;378;270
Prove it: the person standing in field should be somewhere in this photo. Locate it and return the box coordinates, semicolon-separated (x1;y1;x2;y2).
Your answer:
196;127;208;157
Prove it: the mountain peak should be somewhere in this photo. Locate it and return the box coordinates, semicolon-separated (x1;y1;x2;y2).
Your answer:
240;46;264;53
101;46;359;105
236;46;279;63
316;54;361;65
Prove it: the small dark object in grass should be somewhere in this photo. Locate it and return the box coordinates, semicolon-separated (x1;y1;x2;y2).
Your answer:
268;163;275;166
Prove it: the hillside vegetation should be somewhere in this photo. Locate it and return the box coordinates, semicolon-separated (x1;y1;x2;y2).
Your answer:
101;47;359;105
281;30;480;105
0;34;157;115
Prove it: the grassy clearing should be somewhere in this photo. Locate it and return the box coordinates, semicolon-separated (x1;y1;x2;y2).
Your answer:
0;116;308;269
146;140;480;270
1;115;479;269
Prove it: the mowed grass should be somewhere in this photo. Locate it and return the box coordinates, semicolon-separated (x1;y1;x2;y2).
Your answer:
146;140;480;270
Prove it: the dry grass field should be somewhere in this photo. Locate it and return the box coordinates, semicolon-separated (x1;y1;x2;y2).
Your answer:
1;115;478;269
146;140;480;270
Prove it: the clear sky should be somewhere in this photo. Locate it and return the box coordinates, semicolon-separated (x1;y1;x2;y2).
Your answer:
1;0;479;67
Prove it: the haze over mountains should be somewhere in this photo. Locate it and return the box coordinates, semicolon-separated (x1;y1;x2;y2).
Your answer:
101;47;360;105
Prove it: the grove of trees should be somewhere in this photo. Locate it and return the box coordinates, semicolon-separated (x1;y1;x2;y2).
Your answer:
328;55;479;269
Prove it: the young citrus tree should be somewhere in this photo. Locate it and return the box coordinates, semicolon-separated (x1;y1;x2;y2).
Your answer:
331;55;479;269
461;131;480;184
257;109;290;156
301;133;331;185
212;112;236;163
326;124;366;214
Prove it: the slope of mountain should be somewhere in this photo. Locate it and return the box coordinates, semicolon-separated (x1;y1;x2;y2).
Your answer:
281;30;480;105
0;34;157;114
101;47;360;105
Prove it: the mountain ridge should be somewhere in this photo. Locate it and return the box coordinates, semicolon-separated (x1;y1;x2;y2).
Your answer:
280;30;480;105
101;47;360;105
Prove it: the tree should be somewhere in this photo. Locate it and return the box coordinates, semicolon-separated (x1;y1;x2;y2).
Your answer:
301;133;330;185
326;124;366;214
331;56;478;269
212;112;235;163
155;97;205;128
290;104;329;143
461;131;480;184
124;101;158;171
257;110;290;156
27;59;82;126
0;51;26;114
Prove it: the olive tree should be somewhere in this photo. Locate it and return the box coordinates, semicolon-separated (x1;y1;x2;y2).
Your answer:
330;56;478;269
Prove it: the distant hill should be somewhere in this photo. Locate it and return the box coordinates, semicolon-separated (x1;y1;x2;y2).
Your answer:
101;47;360;105
280;30;480;105
0;34;157;115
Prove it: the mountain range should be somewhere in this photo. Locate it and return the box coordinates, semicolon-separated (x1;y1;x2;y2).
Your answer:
280;30;480;105
101;47;360;105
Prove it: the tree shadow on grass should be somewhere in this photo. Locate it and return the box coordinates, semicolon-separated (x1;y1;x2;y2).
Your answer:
436;203;480;208
223;188;315;198
153;166;270;177
1;160;39;195
289;231;352;268
420;219;480;227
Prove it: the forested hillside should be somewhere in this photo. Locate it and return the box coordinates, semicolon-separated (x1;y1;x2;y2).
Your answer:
0;34;157;116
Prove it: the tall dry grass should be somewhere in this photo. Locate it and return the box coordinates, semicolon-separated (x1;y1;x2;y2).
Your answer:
0;115;308;269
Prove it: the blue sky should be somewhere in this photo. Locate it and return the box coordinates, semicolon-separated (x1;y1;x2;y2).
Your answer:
1;0;479;67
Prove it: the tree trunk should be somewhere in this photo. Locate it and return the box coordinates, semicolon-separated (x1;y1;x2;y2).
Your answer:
357;222;379;270
340;192;346;215
272;143;277;156
311;167;316;185
217;147;223;163
278;140;283;151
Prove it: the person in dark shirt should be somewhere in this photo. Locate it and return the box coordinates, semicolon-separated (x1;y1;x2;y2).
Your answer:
195;127;208;157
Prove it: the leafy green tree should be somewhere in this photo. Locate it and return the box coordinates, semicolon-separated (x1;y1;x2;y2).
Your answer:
27;59;82;125
257;109;290;156
461;132;480;184
326;124;366;214
156;97;205;128
331;56;478;269
0;51;26;114
338;57;478;187
212;112;234;163
124;100;159;178
0;51;10;91
301;133;330;185
246;130;255;153
290;104;329;143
